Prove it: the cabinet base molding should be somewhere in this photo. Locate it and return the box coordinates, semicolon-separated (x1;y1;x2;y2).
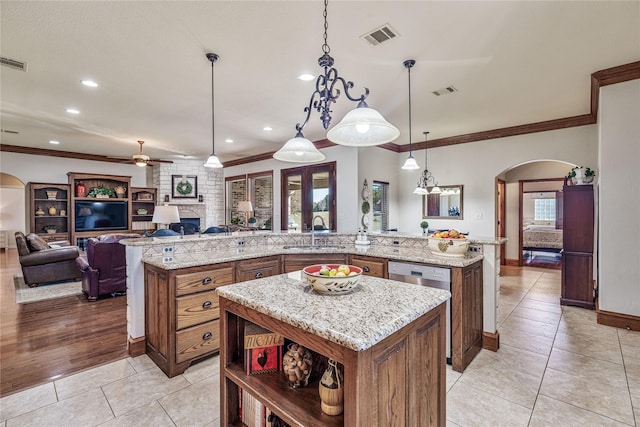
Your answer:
482;331;500;352
560;298;595;310
128;336;146;357
505;258;519;267
597;309;640;332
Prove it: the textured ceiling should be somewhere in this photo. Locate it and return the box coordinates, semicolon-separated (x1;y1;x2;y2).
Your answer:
1;1;638;163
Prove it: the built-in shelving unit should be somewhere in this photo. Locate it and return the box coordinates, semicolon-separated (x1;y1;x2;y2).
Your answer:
131;187;157;234
27;182;71;242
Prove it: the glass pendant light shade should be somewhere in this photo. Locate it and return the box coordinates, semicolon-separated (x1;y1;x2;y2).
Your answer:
326;105;400;146
430;185;442;194
204;153;223;168
402;156;420;170
413;186;429;195
273;133;325;163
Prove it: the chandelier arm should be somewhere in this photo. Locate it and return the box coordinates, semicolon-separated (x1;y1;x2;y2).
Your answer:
295;89;323;134
331;73;368;103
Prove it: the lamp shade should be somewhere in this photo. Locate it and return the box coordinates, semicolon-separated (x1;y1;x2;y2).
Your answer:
402;156;420;170
237;200;253;212
413;186;429;195
204;153;223;168
152;205;180;225
326;106;400;146
273;134;325;163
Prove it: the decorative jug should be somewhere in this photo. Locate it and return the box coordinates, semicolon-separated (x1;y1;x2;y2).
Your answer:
114;185;127;198
319;359;344;416
48;206;57;216
35;207;45;216
76;181;87;198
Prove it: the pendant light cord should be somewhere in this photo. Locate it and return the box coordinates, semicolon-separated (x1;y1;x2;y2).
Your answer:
408;64;413;155
423;131;430;169
207;53;219;156
322;0;330;55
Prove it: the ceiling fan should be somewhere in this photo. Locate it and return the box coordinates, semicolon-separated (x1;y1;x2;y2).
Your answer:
110;140;173;167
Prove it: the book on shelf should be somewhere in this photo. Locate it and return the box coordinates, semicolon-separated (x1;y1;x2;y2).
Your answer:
240;388;266;427
244;321;284;376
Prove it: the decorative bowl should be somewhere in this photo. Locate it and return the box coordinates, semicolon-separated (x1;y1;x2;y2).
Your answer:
302;264;362;295
136;208;148;215
46;191;58;200
427;236;469;257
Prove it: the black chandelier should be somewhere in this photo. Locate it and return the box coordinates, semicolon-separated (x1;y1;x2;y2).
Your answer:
413;131;442;195
274;0;399;162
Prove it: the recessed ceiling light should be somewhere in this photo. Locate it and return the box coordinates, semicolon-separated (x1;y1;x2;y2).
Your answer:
49;140;60;144
225;138;234;143
263;126;273;131
298;74;315;81
81;80;98;87
66;108;80;114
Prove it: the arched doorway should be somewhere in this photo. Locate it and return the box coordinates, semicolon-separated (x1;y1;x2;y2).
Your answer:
0;173;26;249
497;160;573;267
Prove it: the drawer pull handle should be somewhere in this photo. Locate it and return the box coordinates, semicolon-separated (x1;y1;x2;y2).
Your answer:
202;277;212;285
202;332;213;341
363;266;371;273
202;301;213;309
255;272;263;278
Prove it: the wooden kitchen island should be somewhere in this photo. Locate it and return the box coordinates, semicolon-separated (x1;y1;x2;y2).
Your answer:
217;272;450;426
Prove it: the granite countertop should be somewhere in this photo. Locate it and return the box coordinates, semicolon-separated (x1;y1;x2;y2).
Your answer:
141;243;484;270
217;271;451;351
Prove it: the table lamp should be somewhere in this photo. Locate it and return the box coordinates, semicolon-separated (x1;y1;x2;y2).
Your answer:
237;200;253;225
152;205;180;230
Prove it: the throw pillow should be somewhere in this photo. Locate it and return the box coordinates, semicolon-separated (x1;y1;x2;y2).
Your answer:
26;233;50;251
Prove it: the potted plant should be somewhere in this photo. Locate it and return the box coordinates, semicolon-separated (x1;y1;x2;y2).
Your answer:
88;186;116;198
43;225;58;234
420;220;429;234
566;166;595;185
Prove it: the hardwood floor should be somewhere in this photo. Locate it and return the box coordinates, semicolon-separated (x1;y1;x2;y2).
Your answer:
0;249;128;397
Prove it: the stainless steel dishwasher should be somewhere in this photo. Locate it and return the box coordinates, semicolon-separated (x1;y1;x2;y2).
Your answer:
388;260;452;364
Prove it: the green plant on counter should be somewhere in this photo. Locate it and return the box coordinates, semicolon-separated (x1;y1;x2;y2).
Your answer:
420;221;429;230
87;186;115;198
230;217;242;225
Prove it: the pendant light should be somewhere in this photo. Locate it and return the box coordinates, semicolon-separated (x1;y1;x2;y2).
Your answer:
204;53;223;168
413;131;442;194
274;0;399;162
401;60;420;170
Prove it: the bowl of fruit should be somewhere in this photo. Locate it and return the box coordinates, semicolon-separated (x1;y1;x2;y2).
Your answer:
428;229;469;257
302;264;363;295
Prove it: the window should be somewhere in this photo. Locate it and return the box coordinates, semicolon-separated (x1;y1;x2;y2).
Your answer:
225;171;273;228
281;162;336;231
534;198;556;221
371;181;389;232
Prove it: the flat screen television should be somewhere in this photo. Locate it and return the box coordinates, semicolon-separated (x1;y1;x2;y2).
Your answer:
75;200;128;232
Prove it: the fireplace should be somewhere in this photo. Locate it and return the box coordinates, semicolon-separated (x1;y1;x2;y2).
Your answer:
169;217;200;235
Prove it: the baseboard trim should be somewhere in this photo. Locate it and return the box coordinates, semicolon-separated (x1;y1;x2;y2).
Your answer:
128;336;146;357
505;259;519;267
597;309;640;332
482;331;500;351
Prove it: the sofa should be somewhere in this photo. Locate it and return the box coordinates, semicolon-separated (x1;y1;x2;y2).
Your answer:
75;233;141;301
15;231;81;287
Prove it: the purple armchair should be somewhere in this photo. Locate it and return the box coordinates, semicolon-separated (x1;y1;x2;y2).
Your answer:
76;233;141;301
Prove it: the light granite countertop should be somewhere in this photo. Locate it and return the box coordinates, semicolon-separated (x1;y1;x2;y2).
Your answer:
216;271;451;351
141;243;483;270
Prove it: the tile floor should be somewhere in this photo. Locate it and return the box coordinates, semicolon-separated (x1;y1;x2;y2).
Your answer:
1;266;638;426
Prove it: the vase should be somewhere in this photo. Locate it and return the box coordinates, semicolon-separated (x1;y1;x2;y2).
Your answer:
48;206;57;215
319;359;344;416
282;343;312;389
76;181;87;198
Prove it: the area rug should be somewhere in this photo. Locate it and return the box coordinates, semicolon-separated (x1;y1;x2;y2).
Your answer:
14;274;83;304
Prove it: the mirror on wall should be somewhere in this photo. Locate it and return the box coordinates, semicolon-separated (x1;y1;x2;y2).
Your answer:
422;185;463;220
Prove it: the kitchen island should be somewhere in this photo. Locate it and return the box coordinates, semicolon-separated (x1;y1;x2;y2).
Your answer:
217;271;450;426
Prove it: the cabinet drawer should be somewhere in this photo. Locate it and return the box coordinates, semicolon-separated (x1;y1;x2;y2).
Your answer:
236;256;281;282
176;290;219;330
175;265;234;296
176;319;219;364
349;256;387;278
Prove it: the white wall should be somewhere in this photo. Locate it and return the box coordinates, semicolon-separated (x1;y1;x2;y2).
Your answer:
0;187;26;247
397;125;598;238
224;145;359;232
598;79;640;317
0;152;149;187
358;146;400;231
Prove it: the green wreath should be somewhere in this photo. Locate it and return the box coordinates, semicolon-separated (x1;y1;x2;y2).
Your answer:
176;180;193;196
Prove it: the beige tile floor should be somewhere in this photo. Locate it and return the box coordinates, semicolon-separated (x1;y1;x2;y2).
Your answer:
1;266;638;426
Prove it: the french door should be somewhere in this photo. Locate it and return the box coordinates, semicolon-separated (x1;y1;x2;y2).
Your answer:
280;162;336;232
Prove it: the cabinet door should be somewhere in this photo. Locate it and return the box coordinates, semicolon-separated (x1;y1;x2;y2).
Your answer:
348;255;387;278
236;256;281;282
561;253;594;308
563;186;594;252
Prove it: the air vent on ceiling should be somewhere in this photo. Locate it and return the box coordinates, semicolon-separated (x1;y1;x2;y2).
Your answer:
1;129;20;135
360;24;399;46
1;56;28;72
432;86;458;96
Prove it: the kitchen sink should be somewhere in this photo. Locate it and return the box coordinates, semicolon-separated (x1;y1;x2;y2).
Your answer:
282;245;345;250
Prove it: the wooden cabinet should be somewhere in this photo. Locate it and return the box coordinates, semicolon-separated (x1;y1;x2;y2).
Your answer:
67;172;132;249
131;187;157;234
348;254;387;278
561;185;595;309
27;183;71;242
219;295;446;426
144;262;235;377
282;253;347;273
452;261;483;372
236;256;281;282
